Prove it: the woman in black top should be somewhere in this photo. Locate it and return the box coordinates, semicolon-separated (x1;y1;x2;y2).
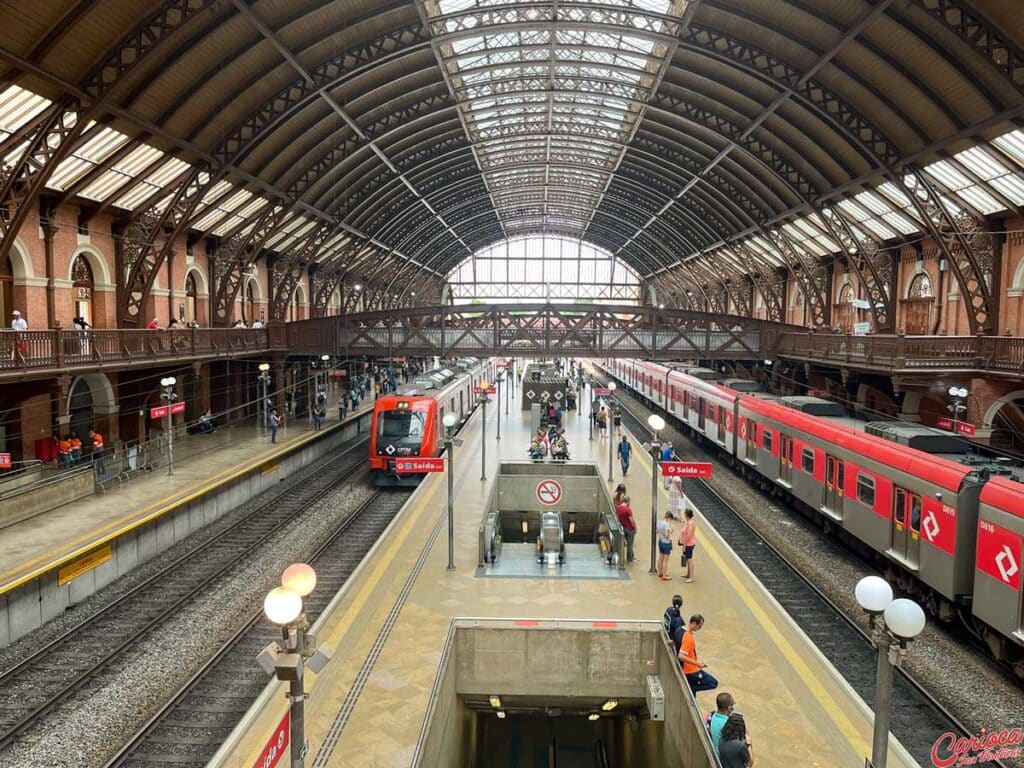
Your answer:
718;713;754;768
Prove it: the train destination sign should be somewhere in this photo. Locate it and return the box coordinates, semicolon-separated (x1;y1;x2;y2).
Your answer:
661;461;713;478
395;458;445;473
149;401;186;420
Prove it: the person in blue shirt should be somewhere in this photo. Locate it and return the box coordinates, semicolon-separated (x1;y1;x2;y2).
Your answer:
707;692;735;750
617;435;631;476
661;442;674;488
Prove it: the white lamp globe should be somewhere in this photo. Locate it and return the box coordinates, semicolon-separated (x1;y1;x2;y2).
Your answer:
281;563;317;597
442;413;458;428
884;598;926;639
947;386;957;397
854;576;893;613
957;387;968;399
647;414;666;432
609;382;617;392
263;587;303;626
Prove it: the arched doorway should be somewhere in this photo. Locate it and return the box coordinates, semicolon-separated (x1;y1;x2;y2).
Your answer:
71;253;95;326
834;281;855;333
0;252;12;323
184;272;198;324
985;390;1024;454
902;272;933;334
243;279;258;325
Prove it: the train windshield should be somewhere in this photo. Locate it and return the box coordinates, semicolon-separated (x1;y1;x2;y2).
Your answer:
379;410;425;438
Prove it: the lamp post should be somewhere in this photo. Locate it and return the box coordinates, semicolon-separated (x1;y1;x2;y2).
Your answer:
947;386;968;435
258;363;271;436
505;367;510;415
160;376;177;476
496;378;501;441
647;414;665;574
260;564;333;768
855;576;926;768
443;413;458;570
479;384;490;482
607;382;617;482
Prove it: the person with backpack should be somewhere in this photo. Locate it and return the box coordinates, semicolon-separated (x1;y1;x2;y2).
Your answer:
662;594;684;644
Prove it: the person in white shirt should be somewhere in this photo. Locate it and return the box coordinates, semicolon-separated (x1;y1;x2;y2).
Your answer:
251;319;264;329
11;310;27;331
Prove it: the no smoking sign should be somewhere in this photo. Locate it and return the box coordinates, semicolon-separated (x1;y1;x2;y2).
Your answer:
536;479;562;506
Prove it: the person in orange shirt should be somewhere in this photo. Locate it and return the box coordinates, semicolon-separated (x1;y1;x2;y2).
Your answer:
58;436;72;467
69;435;82;464
678;614;718;694
90;430;105;476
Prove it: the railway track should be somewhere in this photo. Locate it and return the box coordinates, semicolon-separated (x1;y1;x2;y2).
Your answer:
0;434;370;752
610;394;995;768
106;488;413;768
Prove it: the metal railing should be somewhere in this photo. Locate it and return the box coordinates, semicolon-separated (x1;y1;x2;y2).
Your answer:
778;332;1024;373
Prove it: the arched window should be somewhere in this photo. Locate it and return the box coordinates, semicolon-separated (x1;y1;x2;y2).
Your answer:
185;272;198;324
837;282;854;304
908;272;932;299
0;253;13;323
72;254;95;326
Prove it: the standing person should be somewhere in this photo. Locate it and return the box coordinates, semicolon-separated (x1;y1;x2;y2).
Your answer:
269;408;281;443
667;475;687;519
89;430;105;476
717;713;754;767
338;392;347;421
657;511;673;580
312;406;322;431
612;406;622;436
617;435;631;476
613;483;627;507
615;495;637;563
707;693;736;751
661;442;675;488
597;406;608;438
10;310;28;360
663;594;684;644
69;434;82;465
677;614;718;694
146;317;160;329
679;507;697;582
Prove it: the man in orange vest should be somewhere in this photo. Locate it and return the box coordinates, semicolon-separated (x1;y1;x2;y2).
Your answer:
90;430;105;476
58;436;72;467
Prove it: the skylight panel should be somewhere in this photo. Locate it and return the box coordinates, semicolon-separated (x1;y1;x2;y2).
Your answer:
0;85;52;135
114;156;192;210
47;127;129;191
992;129;1024;165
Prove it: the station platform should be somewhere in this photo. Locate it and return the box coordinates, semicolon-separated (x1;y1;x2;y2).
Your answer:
215;386;918;768
0;397;376;646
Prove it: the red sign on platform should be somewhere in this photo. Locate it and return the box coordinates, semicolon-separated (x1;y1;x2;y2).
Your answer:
149;401;186;420
935;417;976;436
592;387;611;396
252;710;290;768
395;458;445;473
474;386;497;395
0;453;10;469
660;461;713;478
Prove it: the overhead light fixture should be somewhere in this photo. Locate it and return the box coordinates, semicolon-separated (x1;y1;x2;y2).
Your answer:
588;713;600;721
496;710;506;719
568;521;576;535
521;521;529;534
601;699;618;712
489;695;502;709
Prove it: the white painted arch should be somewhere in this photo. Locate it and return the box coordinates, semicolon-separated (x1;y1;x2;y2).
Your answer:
68;244;114;289
8;236;34;280
983;389;1024;429
182;264;209;298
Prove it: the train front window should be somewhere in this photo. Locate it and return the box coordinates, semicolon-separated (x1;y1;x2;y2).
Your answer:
379;411;425;438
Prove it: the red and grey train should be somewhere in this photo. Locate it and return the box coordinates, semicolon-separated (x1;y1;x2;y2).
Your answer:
599;358;1024;676
370;357;494;486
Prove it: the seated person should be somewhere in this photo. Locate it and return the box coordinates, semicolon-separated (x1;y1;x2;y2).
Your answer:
199;410;216;433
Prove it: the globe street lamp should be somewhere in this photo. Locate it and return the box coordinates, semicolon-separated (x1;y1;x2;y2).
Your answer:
443;412;459;570
947;386;968;435
855;576;926;768
258;363;272;436
478;383;491;482
647;413;666;574
607;382;618;482
160;376;177;476
259;564;332;768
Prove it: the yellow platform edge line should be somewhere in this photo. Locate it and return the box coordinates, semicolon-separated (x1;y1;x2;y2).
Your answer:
0;413;367;597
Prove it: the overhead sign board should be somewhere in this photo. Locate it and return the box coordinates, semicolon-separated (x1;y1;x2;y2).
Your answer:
935;417;976;436
660;461;713;478
150;401;186;420
395;458;445;473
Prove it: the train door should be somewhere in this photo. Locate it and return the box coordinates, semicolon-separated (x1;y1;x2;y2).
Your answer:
697;397;706;430
717;405;726;443
891;486;921;567
824;455;844;520
779;434;793;484
744;419;757;462
681;390;689;420
459;390;464;419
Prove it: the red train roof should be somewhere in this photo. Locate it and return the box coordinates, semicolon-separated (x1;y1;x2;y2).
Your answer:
739;395;971;493
374;395;434;408
980;475;1024;519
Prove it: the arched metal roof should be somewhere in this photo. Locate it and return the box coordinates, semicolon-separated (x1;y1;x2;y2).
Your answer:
0;0;1021;329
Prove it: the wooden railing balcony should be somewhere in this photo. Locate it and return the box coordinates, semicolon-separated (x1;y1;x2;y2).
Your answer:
0;328;279;380
778;332;1024;375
